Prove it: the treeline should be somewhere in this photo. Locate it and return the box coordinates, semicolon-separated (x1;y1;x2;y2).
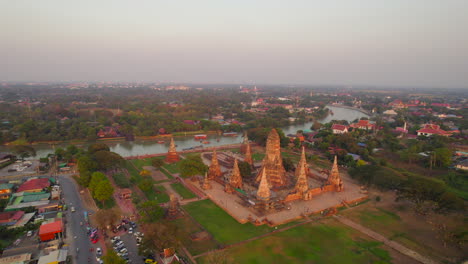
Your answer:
75;143;124;207
349;165;465;213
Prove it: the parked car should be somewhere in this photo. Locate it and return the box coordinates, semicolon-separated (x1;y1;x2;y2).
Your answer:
96;248;102;256
26;231;33;237
71;207;76;212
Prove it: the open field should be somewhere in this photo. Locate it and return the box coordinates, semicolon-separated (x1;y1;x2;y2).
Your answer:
129;158;153;171
183;199;274;244
173;217;220;256
197;218;393;264
162;161;182;174
171;183;196;199
340;192;467;263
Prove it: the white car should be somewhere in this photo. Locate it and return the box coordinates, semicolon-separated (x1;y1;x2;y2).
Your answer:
71;207;76;212
26;231;33;237
128;227;133;234
96;247;102;256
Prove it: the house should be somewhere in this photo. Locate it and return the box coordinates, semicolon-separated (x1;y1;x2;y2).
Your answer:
455;159;468;170
0;253;32;264
5;192;51;211
37;249;68;264
383;109;398;116
350;120;375;130
0;183;14;199
39;220;63;241
97;126;120;138
0;211;24;226
331;124;348;134
389;100;406;109
417;124;451;137
17;178;50;193
0;153;15;165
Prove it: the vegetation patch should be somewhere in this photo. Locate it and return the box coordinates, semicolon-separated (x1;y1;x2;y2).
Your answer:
111;172;131;188
170;183;196;199
183;199;273;244
198;220;391;264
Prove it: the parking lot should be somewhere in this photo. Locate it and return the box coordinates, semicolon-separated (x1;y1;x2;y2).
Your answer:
0;160;40;177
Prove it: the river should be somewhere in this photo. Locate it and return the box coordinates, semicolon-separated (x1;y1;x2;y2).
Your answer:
1;105;368;158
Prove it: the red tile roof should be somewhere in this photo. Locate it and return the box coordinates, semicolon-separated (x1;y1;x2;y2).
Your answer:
331;124;347;131
39;220;63;235
17;178;50;192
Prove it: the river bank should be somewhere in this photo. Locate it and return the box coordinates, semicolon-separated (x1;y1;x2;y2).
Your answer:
0;105;369;158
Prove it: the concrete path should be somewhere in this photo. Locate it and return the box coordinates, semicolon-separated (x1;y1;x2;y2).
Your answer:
333;215;439;264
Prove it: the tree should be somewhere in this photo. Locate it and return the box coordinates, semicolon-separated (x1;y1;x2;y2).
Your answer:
137;200;164;223
151;158;164;168
12;145;36;160
139;221;182;253
138;178;153;192
93;180;114;207
88;143;110;154
94;208;120;230
179;155;208;177
94;150;124;170
102;249;126;264
88;172;107;192
434;147;452;168
238;161;252;178
282;157;295;172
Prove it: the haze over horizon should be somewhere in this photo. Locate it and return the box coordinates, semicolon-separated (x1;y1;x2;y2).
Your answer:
1;0;467;88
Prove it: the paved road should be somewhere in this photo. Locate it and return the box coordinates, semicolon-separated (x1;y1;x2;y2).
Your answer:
59;175;94;263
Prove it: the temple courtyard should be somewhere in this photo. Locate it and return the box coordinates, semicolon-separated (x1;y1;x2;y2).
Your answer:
194;173;367;226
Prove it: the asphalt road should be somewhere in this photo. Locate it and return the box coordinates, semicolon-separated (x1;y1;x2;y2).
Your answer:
59;175;94;263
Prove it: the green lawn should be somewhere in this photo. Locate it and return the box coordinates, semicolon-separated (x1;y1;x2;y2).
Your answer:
163;161;182;174
171;183;196;199
183;199;274;244
198;219;392;264
125;160;142;182
159;167;174;179
130;158;153;171
154;185;170;203
252;153;265;161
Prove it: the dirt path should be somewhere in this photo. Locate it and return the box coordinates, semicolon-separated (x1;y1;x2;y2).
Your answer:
333;215;439;264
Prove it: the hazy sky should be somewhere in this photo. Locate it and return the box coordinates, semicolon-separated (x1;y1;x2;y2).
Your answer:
1;0;468;88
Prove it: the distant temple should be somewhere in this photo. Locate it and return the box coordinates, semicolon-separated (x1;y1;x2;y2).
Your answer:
244;139;253;166
326;156;344;192
255;129;287;188
207;150;222;180
165;137;180;163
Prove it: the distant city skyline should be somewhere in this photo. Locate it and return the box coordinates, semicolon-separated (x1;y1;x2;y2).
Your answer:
1;0;467;88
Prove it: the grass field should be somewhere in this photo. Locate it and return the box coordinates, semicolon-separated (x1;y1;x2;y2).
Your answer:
130;158;153;171
183;199;274;244
151;185;170;203
163;161;182;174
339;204;463;262
198;219;392;264
171;183;196;199
173;217;220;255
252;153;265;161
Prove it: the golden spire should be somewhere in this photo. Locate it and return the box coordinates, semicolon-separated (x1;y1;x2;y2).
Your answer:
229;159;243;189
202;172;212;190
327;155;343;191
255;128;286;187
208;150;222;180
169;137;177;153
244;141;253;166
294;147;309;193
257;168;271;200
